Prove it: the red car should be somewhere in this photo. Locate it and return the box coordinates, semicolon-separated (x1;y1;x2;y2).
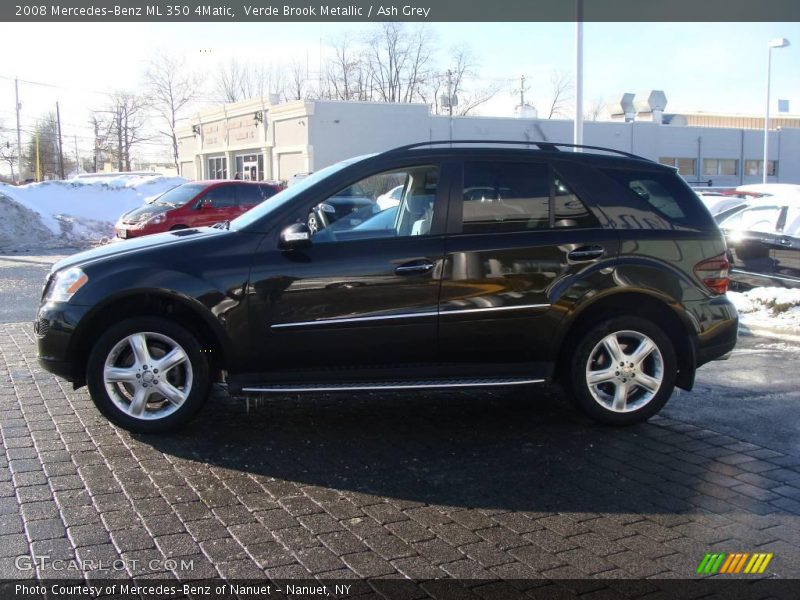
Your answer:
115;180;284;239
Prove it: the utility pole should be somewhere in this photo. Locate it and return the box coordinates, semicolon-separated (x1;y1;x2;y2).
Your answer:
35;132;40;182
116;106;123;172
446;69;453;116
14;77;23;181
574;0;584;151
519;75;525;108
74;135;80;175
55;102;65;179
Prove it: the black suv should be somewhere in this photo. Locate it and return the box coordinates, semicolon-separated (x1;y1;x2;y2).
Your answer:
35;141;738;433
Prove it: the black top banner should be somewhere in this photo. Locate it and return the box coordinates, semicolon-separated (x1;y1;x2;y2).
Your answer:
4;0;800;22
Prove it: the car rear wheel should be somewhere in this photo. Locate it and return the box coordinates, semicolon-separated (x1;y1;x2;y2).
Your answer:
86;317;210;433
568;317;676;425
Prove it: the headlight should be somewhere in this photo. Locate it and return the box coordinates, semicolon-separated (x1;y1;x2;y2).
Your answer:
45;267;88;303
145;213;166;225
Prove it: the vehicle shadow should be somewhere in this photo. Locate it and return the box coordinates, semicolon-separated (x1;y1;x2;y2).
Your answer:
139;388;738;515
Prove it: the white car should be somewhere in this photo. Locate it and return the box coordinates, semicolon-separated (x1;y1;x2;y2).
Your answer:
696;192;747;216
735;183;800;196
376;185;404;210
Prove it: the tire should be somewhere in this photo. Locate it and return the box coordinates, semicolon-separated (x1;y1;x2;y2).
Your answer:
567;316;677;426
86;317;210;433
169;224;189;231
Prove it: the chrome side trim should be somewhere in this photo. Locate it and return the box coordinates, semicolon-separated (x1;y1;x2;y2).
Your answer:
732;269;800;285
242;378;546;393
271;311;438;329
270;303;551;329
439;303;551;316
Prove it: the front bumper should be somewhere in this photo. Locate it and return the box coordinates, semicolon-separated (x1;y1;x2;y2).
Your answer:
35;302;91;384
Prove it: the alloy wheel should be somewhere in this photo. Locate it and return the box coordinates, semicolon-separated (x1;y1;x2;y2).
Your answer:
103;332;193;421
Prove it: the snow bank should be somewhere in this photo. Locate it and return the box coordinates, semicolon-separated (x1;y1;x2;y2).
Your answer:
729;287;800;331
0;175;184;250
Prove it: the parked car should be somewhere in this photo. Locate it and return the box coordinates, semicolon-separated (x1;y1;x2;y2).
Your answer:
35;141;738;433
115;180;283;239
696;191;747;216
717;199;800;289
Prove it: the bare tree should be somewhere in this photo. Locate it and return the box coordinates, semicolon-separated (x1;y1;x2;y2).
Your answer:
96;93;149;172
425;46;499;116
323;35;369;101
287;61;308;101
364;23;434;103
144;52;200;171
544;70;574;119
0;122;18;180
214;58;246;103
584;96;606;121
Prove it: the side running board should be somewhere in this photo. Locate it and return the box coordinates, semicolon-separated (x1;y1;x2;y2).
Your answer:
241;377;545;394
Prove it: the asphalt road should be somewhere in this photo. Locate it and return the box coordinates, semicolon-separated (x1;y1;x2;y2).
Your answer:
0;250;75;323
2;248;799;459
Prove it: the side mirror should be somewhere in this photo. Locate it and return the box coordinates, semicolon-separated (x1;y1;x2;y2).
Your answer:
195;199;209;210
279;222;312;250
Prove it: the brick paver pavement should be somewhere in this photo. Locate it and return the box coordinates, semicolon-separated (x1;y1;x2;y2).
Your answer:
2;322;800;584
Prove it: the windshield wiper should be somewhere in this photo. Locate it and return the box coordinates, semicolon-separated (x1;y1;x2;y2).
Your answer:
212;220;230;230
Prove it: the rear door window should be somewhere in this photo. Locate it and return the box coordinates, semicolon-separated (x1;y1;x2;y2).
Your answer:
238;184;266;208
462;162;550;233
459;162;597;234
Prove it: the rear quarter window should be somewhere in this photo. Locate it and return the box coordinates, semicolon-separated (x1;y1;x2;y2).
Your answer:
600;167;712;230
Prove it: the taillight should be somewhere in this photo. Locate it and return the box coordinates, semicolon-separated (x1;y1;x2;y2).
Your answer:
694;253;730;295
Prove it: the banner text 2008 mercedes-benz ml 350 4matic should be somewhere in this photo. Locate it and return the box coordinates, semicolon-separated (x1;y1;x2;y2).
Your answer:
35;141;738;433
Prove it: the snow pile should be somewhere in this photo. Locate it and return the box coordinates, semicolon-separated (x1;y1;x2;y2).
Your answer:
729;287;800;331
0;175;184;250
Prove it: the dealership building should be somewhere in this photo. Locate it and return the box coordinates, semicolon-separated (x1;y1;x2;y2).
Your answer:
176;94;800;187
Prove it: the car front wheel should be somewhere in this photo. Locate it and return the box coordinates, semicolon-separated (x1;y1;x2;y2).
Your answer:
86;317;210;433
568;317;676;425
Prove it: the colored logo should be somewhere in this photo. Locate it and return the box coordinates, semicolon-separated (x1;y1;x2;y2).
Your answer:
696;552;773;574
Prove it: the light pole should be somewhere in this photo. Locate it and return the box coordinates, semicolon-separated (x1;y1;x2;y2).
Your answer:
763;37;790;184
574;0;584;151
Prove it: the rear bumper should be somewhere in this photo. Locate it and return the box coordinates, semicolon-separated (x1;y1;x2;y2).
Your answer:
689;295;739;368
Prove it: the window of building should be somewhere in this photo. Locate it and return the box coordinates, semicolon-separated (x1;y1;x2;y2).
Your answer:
744;160;778;177
207;157;227;180
703;159;738;176
658;157;697;176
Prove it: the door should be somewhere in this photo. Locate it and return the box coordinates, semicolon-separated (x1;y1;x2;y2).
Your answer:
246;162;452;375
769;206;800;286
438;159;617;371
193;183;238;226
719;205;783;284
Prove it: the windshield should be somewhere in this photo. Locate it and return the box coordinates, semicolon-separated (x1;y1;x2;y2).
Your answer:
149;183;206;207
230;154;375;231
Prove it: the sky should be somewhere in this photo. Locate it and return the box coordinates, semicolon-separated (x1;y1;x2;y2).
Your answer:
1;21;799;168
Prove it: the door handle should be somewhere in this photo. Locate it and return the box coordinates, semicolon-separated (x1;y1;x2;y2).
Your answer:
567;245;605;261
395;260;435;275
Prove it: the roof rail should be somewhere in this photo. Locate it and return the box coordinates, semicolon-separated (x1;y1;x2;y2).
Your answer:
381;139;649;162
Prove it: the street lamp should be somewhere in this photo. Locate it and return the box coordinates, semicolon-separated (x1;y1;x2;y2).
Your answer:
763;37;790;184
